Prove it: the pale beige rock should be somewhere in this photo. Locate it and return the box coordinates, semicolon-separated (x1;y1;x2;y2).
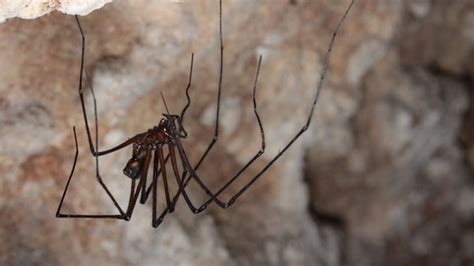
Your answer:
0;0;113;22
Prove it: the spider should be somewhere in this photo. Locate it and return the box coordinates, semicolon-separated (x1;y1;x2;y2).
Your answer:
56;0;355;228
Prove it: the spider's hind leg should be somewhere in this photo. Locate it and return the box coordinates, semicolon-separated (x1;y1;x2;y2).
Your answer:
56;127;126;219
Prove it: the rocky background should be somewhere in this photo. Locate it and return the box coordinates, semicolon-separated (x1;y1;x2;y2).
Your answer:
0;0;473;265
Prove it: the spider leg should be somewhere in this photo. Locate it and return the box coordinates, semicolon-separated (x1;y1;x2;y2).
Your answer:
152;150;160;227
84;71;132;216
151;145;183;228
140;53;194;204
140;153;174;205
168;144;202;213
188;0;224;173
152;187;183;228
123;148;152;220
170;0;354;211
139;175;149;204
184;55;265;212
56;126;124;219
150;174;188;225
159;0;224;208
151;198;177;229
156;0;263;213
157;146;172;208
75;15;136;157
138;144;151;204
129;178;137;211
58;16;141;219
166;55;264;213
154;157;190;215
154;6;221;213
200;0;356;209
140;159;166;204
180;53;194;125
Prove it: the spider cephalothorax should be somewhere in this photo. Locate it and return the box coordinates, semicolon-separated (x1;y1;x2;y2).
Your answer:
123;114;187;180
56;0;355;228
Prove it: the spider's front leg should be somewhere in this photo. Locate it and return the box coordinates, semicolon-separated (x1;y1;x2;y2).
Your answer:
153;0;266;213
187;0;225;176
138;53;194;205
187;0;355;210
150;0;231;214
168;55;265;213
171;0;355;212
160;85;263;215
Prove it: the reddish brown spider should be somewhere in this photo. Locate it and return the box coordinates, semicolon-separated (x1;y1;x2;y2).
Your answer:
56;0;354;228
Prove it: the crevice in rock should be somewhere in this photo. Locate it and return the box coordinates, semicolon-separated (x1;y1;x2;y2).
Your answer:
424;63;474;176
303;167;348;266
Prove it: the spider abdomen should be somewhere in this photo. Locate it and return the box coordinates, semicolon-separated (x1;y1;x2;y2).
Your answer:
123;146;148;179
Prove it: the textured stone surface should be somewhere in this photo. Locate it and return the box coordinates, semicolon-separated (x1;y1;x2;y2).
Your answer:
0;0;473;265
0;0;113;22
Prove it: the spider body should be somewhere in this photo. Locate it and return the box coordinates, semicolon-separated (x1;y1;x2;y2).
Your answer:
56;0;355;228
124;114;185;179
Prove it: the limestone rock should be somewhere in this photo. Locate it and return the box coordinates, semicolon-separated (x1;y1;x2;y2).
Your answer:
0;0;113;23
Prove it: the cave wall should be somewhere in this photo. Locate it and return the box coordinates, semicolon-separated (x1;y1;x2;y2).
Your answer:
0;0;473;265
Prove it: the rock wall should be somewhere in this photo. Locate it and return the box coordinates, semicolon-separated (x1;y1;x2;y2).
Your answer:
0;0;473;265
0;0;113;22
